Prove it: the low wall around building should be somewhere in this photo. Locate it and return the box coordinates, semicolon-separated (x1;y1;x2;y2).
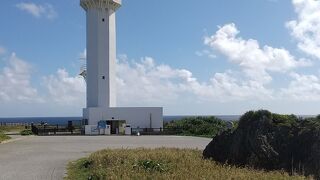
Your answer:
83;107;163;129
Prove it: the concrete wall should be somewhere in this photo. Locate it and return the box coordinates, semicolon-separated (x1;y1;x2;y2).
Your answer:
83;107;163;128
86;7;117;108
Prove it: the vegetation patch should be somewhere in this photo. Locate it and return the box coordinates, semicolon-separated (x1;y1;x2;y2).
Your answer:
133;159;168;173
0;126;26;133
0;133;11;143
164;116;230;137
65;148;305;180
20;129;33;136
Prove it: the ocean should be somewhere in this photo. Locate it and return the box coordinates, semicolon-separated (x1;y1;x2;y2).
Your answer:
0;115;241;125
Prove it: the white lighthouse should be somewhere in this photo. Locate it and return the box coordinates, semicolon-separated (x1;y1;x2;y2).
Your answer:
80;0;163;134
80;0;118;108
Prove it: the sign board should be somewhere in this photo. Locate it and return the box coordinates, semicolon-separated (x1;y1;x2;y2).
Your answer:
98;121;107;129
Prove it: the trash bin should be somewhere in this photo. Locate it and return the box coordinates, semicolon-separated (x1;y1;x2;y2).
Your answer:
105;125;111;135
125;124;131;135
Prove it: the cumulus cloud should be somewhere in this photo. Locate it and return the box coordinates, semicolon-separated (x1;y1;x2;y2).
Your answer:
0;52;314;115
39;54;273;108
281;72;320;101
204;23;310;84
0;53;41;102
209;72;274;101
286;0;320;59
2;20;319;114
116;56;182;105
16;2;57;19
0;23;313;112
116;56;273;104
43;69;85;105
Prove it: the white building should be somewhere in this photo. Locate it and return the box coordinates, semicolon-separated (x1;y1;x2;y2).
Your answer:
80;0;163;134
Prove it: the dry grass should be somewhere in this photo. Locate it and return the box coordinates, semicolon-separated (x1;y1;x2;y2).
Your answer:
0;126;26;143
0;133;11;143
0;126;26;133
65;148;308;180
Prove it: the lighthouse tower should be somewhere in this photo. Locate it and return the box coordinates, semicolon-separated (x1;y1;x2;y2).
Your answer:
80;0;120;109
80;0;163;133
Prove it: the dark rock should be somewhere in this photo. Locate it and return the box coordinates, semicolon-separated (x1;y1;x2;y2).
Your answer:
203;110;320;179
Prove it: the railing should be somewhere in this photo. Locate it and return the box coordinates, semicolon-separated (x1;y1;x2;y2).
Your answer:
31;120;83;136
32;125;83;136
131;128;183;135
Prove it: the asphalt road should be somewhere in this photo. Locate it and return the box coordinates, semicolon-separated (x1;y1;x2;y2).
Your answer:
0;135;211;180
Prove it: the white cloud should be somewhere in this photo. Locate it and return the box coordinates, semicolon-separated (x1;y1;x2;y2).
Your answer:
287;0;320;59
116;56;185;105
116;56;273;105
209;71;274;101
0;53;85;106
16;2;57;19
204;23;310;84
281;72;320;101
195;50;216;59
0;53;41;102
2;18;319;115
54;54;269;107
43;69;85;105
0;52;314;115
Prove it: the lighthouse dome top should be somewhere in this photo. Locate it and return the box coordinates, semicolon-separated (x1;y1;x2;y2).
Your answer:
81;0;122;11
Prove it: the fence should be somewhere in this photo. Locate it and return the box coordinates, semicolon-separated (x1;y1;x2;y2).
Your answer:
1;120;184;136
131;128;183;135
31;120;83;136
31;125;83;136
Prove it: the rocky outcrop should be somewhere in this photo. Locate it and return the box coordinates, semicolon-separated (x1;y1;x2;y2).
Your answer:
203;110;320;179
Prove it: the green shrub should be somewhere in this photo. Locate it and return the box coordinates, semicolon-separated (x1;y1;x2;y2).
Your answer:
164;116;228;137
20;129;33;136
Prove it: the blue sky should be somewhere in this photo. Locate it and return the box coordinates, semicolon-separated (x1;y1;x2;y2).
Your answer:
0;0;320;117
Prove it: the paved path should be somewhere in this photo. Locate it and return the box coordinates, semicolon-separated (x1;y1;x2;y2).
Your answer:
0;136;210;180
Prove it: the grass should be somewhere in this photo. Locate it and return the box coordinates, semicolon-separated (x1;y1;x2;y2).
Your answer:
0;133;11;143
65;148;308;180
0;126;26;133
0;125;30;143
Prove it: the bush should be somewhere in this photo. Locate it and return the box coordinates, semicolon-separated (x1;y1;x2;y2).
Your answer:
20;129;33;136
164;116;228;137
